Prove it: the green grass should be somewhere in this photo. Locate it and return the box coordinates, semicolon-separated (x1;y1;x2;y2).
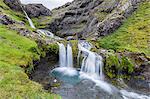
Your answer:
0;26;39;66
0;26;60;98
98;2;150;58
32;16;52;28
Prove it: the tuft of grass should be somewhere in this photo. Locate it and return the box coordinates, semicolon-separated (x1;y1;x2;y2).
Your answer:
98;2;150;58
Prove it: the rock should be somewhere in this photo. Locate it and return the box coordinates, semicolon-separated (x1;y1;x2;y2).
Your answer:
66;36;76;40
0;14;15;25
4;0;22;11
24;4;52;17
46;0;143;39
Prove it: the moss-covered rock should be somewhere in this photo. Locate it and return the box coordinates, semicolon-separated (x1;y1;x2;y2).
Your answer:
104;52;134;79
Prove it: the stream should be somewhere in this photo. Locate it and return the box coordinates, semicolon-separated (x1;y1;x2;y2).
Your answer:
23;8;150;99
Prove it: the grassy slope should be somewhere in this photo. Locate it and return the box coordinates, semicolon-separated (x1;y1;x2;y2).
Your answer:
0;1;60;99
98;2;150;58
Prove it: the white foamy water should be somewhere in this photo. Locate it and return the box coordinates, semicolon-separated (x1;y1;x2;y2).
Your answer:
57;43;73;67
23;10;36;29
57;43;67;67
78;41;104;80
120;90;150;99
67;44;73;67
20;0;74;10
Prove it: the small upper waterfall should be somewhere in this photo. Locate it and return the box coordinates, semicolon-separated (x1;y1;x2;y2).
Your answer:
22;9;63;39
78;41;104;80
23;10;36;29
57;43;73;67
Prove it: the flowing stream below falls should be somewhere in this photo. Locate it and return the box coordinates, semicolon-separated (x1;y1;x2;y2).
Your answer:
23;9;150;99
51;41;150;99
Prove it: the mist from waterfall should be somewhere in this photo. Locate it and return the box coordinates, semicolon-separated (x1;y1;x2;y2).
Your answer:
57;43;73;67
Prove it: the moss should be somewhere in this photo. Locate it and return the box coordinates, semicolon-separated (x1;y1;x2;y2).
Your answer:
98;2;150;58
105;52;134;78
48;43;59;54
94;11;108;22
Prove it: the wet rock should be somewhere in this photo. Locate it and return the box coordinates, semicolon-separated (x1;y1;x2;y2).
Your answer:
66;36;76;40
24;4;52;17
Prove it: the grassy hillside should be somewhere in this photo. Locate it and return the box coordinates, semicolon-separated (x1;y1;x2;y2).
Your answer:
0;26;60;98
0;1;60;98
98;1;150;58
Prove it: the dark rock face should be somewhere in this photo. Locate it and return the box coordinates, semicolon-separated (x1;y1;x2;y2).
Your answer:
4;0;22;11
24;4;52;17
47;0;143;38
0;14;15;25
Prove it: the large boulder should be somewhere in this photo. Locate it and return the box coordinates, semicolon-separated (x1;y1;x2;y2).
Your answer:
24;4;52;17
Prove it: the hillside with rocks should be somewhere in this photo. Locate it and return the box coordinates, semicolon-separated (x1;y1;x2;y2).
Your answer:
0;0;149;98
39;0;144;39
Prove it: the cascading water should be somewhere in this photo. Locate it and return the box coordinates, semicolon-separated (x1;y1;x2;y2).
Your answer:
22;8;62;39
67;44;73;67
78;41;104;80
57;43;66;67
57;43;73;68
23;10;36;29
53;41;150;99
37;29;54;38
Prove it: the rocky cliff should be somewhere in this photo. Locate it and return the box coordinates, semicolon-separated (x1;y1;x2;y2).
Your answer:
4;0;52;17
46;0;144;39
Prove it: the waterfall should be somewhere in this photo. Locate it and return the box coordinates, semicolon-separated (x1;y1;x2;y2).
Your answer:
23;10;36;29
57;43;73;67
37;29;54;38
57;43;66;67
78;42;104;80
67;44;73;67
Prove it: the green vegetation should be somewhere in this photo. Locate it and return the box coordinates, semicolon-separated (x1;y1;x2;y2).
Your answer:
98;2;150;58
105;52;134;78
0;0;24;22
0;0;35;31
94;11;108;22
0;26;60;98
32;16;53;28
